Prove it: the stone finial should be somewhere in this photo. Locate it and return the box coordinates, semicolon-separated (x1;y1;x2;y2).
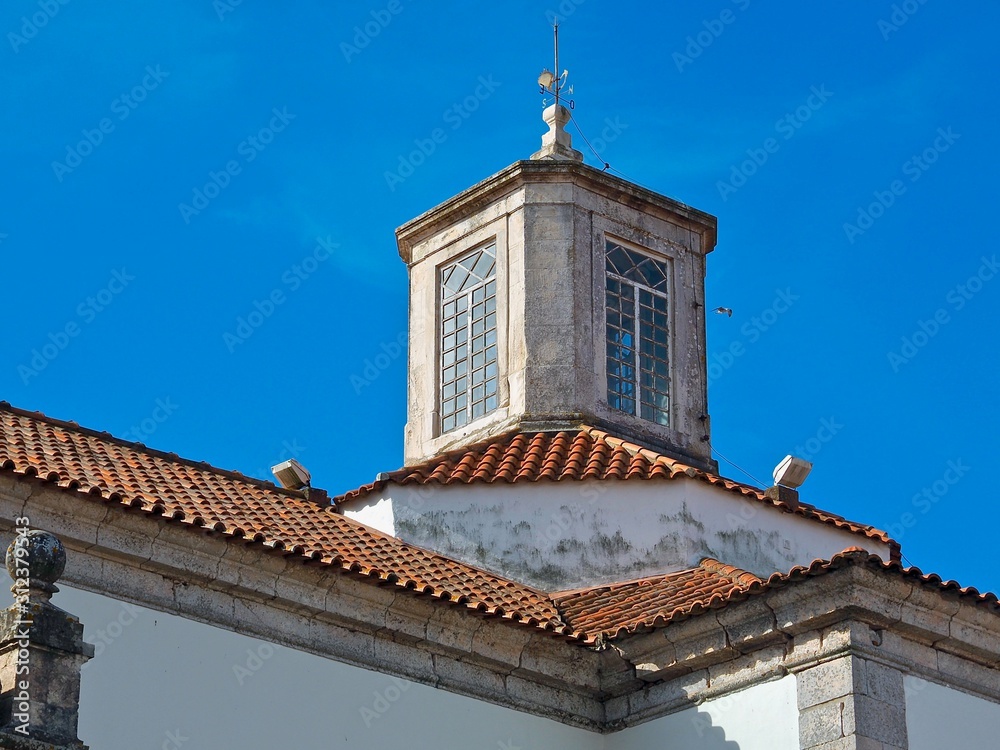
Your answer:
530;104;583;162
0;527;92;749
6;530;66;602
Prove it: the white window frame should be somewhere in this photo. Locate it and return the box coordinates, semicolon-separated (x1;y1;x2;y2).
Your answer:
438;242;499;434
604;238;673;427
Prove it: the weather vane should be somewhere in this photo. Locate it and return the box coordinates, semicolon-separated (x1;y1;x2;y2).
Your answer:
538;20;574;110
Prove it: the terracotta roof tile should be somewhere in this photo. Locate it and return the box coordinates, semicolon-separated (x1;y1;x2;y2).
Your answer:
4;403;993;647
762;550;1000;609
338;427;896;551
557;550;1000;641
0;402;578;640
553;559;764;639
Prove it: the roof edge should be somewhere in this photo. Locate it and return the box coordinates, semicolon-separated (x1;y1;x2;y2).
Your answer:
0;400;309;500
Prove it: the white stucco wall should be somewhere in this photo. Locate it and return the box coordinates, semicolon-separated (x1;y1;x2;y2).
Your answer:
56;584;603;750
608;676;799;750
343;477;889;590
905;675;1000;750
49;583;803;749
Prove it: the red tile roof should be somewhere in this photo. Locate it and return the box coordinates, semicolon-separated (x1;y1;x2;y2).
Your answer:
0;402;578;640
338;427;896;551
554;559;763;640
762;548;1000;611
556;549;1000;641
2;403;993;647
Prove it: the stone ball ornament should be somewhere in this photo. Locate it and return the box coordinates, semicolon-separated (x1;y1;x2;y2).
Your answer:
6;529;67;594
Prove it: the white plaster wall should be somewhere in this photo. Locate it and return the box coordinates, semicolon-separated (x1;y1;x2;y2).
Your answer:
56;584;603;750
343;477;889;590
905;675;1000;750
608;676;799;750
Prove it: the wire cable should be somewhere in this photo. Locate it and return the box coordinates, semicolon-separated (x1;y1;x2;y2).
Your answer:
566;111;663;193
710;445;767;488
566;111;609;170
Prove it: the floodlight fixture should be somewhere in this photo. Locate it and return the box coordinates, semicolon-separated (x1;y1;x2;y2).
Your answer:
271;458;311;490
772;455;812;489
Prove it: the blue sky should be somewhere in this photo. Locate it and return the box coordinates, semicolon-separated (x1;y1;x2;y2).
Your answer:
4;0;998;594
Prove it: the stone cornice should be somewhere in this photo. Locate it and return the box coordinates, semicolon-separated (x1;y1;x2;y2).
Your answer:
2;475;998;734
602;561;1000;727
395;160;718;265
0;476;607;730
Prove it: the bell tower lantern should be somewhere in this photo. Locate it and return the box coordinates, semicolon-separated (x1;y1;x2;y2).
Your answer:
395;42;718;472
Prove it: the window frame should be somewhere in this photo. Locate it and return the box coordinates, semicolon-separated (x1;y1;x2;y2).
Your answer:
437;240;499;435
603;237;674;427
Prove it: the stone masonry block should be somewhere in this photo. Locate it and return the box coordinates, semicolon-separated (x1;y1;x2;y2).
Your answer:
852;694;907;748
799;699;850;748
798;656;862;710
860;659;905;706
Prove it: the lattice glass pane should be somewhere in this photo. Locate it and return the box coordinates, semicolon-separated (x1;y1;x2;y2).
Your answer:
606;240;671;425
605;240;670;293
443;244;497;300
606;275;637;416
440;243;499;433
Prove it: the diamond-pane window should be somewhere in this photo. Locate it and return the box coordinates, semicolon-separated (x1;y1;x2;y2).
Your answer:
605;240;670;426
440;244;498;433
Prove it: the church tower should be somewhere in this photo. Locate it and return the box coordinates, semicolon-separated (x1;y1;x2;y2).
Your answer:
397;82;718;472
340;39;893;591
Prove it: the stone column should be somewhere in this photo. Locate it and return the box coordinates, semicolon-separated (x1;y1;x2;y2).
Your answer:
796;653;909;750
0;528;93;749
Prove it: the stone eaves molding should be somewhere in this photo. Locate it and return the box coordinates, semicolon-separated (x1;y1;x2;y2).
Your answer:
1;475;998;735
0;476;606;730
602;556;1000;728
394;159;718;266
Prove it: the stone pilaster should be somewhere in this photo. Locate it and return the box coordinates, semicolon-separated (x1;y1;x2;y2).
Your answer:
796;655;908;750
